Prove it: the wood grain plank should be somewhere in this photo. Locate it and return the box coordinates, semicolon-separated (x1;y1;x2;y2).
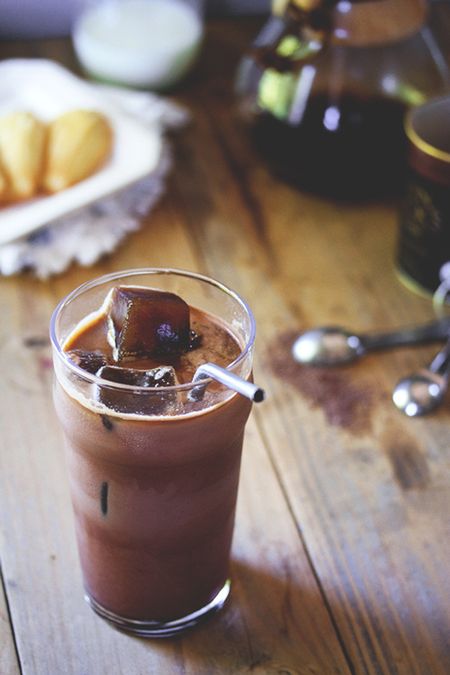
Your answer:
0;568;20;675
0;33;351;669
165;19;450;674
1;17;449;675
0;284;350;674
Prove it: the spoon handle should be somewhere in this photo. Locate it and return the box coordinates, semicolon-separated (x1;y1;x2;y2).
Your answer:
429;338;450;377
360;318;450;353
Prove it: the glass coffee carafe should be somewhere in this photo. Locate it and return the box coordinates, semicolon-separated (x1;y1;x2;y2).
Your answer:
236;0;450;200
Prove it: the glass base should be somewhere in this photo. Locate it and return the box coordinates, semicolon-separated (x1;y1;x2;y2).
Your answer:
84;579;231;638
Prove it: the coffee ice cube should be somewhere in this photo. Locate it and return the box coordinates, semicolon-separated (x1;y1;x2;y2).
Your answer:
105;286;191;362
98;365;178;388
67;349;108;374
96;364;179;415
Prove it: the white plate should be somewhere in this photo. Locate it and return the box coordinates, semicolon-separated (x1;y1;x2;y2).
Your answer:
0;59;162;246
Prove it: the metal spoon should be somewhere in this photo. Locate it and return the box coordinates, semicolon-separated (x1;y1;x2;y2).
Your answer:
292;318;450;366
392;338;450;417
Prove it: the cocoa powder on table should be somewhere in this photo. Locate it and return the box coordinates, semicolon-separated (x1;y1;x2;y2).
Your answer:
267;331;379;435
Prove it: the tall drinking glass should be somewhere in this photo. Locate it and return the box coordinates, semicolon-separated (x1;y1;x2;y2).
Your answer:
50;269;256;637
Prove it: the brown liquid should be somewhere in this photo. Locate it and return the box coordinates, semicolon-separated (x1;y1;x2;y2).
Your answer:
64;306;241;385
251;93;408;200
54;306;251;622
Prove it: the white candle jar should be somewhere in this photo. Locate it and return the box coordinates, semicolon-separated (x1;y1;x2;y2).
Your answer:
72;0;204;90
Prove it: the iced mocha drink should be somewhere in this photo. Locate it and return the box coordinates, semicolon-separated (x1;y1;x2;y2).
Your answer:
50;270;256;637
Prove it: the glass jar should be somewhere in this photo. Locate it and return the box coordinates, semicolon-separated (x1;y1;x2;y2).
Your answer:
236;0;450;200
396;95;450;296
73;0;205;90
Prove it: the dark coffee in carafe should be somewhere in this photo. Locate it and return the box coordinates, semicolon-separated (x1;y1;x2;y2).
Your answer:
236;0;448;200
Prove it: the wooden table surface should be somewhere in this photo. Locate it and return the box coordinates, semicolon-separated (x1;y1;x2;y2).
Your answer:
1;19;449;675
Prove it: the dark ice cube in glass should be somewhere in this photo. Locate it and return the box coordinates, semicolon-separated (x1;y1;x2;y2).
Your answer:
106;286;191;361
67;349;108;374
96;364;179;415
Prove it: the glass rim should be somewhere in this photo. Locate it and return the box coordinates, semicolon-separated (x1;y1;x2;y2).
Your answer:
405;96;450;165
50;267;256;393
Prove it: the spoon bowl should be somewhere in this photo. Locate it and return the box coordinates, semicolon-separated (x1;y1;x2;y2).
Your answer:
392;337;450;417
392;372;446;417
292;327;363;366
292;319;450;367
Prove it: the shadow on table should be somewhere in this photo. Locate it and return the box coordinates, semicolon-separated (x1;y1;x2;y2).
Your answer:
131;555;450;674
140;558;350;673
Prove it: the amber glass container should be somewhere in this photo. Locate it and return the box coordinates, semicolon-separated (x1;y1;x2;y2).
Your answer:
397;96;450;296
236;0;450;200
